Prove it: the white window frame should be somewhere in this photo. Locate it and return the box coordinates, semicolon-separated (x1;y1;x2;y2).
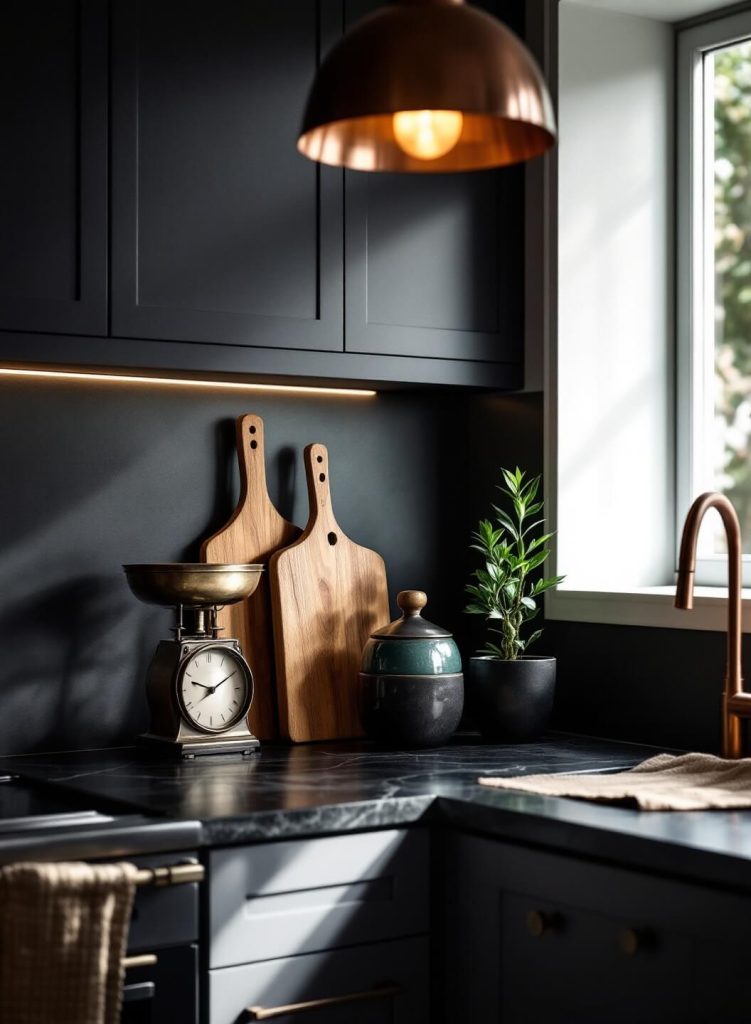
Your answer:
545;1;751;633
676;9;751;587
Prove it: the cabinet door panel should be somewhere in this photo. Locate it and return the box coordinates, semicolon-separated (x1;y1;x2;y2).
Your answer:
0;0;107;335
500;892;691;1024
441;832;751;1024
112;0;343;350
344;0;524;364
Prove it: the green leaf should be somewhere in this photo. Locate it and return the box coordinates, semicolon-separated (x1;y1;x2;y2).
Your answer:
524;550;550;572
501;468;521;494
478;642;508;659
521;475;540;503
526;629;543;649
527;531;555;552
521;518;546;538
533;574;566;594
491;506;519;539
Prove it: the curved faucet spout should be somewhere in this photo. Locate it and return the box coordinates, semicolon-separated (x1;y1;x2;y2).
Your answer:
675;492;744;757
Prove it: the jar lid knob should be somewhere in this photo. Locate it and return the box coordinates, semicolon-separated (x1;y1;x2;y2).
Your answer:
371;589;450;638
397;590;428;617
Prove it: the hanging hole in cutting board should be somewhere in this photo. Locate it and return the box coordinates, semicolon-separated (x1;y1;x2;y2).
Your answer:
319;473;326;482
249;425;257;434
250;440;258;450
328;532;337;546
316;455;323;463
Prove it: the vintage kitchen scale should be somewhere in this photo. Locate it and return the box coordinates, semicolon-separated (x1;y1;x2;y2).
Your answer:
124;563;264;758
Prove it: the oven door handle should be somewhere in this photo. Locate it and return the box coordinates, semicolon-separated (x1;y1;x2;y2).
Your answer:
122;953;158;970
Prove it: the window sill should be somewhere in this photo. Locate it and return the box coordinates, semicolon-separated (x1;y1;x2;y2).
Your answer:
546;585;751;632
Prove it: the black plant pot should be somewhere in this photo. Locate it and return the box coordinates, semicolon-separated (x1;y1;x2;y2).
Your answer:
466;655;556;742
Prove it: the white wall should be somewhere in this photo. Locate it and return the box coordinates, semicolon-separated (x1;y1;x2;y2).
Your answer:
555;1;674;590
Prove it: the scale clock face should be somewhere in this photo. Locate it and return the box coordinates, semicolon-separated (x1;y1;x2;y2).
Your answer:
177;645;252;734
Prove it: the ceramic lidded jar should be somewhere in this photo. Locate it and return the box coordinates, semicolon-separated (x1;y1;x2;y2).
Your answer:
359;590;464;748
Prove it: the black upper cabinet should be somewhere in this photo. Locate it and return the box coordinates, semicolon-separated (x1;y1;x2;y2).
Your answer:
111;0;343;351
0;0;108;336
0;0;531;387
343;0;525;365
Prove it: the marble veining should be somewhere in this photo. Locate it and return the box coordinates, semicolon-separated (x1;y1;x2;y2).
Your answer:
0;733;657;840
7;734;751;890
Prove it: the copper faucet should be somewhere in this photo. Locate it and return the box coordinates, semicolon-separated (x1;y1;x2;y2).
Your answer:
675;492;749;758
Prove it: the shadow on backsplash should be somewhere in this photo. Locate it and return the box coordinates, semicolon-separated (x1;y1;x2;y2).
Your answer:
0;378;527;754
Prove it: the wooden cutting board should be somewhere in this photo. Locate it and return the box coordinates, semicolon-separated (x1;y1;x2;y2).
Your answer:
200;414;301;740
269;442;390;742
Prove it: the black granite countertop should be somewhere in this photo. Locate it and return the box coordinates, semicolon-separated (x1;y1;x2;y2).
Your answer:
6;732;751;891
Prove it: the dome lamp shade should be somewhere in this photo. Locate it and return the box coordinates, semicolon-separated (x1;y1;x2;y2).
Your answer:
297;0;557;173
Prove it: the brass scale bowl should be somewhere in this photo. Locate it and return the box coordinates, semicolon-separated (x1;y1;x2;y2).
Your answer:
124;563;264;608
124;562;264;644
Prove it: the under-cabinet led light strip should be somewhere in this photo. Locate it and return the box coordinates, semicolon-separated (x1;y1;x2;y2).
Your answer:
0;366;376;397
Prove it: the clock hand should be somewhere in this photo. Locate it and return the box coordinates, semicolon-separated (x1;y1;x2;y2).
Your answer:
212;671;237;689
191;681;212;689
197;687;216;703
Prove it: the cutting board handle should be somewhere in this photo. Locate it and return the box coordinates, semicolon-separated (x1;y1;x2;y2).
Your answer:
304;443;339;535
236;413;269;505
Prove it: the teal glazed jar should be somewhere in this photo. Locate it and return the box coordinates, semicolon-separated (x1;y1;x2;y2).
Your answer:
359;590;464;748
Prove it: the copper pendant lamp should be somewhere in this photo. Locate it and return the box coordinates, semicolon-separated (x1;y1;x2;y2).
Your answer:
298;0;556;173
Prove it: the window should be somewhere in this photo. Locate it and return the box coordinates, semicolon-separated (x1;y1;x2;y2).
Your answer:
548;1;751;632
678;11;751;584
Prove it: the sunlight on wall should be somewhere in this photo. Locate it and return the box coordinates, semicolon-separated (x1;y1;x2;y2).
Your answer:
556;2;674;589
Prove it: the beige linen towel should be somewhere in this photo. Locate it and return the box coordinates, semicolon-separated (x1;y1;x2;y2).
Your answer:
0;861;138;1024
478;752;751;811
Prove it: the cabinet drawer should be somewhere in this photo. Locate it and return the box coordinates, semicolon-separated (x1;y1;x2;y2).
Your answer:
209;829;428;968
208;936;429;1024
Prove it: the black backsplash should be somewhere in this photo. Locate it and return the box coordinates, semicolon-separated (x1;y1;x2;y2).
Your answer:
0;379;481;754
1;381;733;756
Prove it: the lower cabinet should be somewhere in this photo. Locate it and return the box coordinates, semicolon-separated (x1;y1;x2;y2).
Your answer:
205;824;751;1024
441;832;751;1024
206;828;431;1023
209;937;429;1024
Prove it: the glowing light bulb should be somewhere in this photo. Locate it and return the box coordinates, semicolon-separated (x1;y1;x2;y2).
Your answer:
392;109;464;161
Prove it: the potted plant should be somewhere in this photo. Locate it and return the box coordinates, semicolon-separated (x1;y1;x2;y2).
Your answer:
465;467;564;741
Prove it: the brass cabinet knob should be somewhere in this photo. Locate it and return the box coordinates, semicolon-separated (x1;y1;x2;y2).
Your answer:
526;909;559;938
618;927;654;957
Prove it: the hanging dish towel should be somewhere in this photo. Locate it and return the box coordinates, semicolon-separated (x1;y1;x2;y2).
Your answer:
478;752;751;811
0;860;138;1024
